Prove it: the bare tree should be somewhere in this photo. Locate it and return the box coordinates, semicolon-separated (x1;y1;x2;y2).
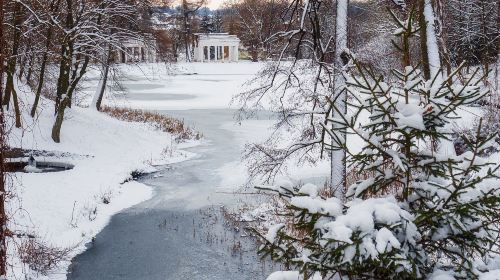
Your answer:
180;0;205;61
52;0;154;142
235;0;342;185
226;0;287;61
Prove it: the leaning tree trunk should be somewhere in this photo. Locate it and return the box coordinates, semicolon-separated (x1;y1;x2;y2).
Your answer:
93;45;112;111
331;0;349;201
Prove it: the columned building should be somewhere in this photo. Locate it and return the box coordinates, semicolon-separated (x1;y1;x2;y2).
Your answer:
193;33;240;62
116;39;157;63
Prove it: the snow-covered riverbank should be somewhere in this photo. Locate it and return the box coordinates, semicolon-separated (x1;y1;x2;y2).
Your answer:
7;78;199;279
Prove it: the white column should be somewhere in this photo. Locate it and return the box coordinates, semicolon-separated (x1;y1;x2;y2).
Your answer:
221;46;225;62
235;46;239;62
200;45;204;62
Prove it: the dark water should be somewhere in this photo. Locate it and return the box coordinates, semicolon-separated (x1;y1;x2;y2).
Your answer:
67;110;279;280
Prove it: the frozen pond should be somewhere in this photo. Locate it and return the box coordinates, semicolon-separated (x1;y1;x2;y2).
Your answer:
117;92;197;101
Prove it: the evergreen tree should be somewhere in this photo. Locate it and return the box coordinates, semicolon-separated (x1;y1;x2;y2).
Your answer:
255;9;499;280
212;11;223;33
200;12;214;33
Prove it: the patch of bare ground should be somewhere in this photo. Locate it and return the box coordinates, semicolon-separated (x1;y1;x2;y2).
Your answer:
101;106;202;141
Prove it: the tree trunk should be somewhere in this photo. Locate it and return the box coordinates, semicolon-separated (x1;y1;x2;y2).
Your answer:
421;0;455;157
67;56;90;103
51;54;89;143
422;0;442;80
0;107;6;278
51;97;68;143
55;44;72;114
184;12;191;62
55;0;74;114
25;52;35;87
2;2;22;112
331;0;348;201
5;73;21;128
93;45;112;111
0;0;7;275
31;26;53;117
419;0;431;80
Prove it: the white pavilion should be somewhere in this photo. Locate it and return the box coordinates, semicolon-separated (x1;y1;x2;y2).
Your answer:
193;33;240;62
116;39;157;63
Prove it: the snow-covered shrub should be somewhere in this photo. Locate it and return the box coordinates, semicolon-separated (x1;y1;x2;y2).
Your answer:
256;55;499;280
258;188;421;279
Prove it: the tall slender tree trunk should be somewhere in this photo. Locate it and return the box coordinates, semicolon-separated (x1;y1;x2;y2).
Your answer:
93;45;112;111
422;0;441;80
331;0;348;201
434;0;452;79
421;0;456;157
419;0;431;80
54;42;72;114
0;0;8;275
184;12;191;62
5;74;21;128
2;2;24;128
2;1;22;128
25;52;35;87
31;26;53;117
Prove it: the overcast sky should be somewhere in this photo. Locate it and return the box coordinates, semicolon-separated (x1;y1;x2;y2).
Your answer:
207;0;224;9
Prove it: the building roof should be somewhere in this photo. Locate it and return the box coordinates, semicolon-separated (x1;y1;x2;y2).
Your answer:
194;33;240;42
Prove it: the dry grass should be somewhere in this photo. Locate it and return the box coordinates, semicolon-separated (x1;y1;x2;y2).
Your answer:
101;106;202;141
17;236;72;275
